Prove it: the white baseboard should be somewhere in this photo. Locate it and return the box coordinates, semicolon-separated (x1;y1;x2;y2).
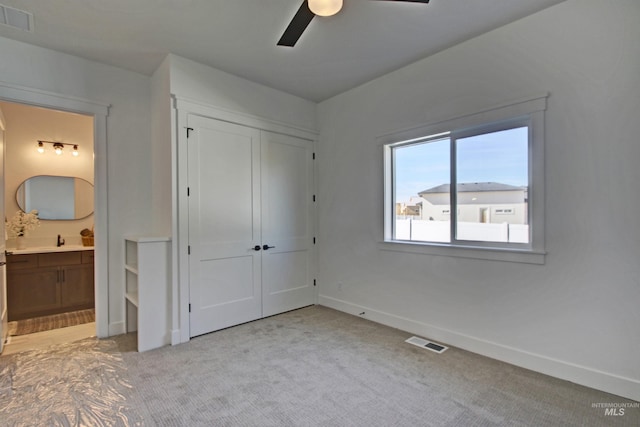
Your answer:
319;295;640;402
108;321;126;337
171;329;181;346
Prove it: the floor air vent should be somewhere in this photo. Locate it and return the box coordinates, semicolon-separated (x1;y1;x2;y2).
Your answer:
405;336;448;354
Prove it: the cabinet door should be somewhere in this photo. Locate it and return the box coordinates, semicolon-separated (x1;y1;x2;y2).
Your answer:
7;268;60;321
60;264;95;308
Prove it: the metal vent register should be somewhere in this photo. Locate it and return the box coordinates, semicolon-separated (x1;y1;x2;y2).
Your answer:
0;4;33;32
405;336;448;354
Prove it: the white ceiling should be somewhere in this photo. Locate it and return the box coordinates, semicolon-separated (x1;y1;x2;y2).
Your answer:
0;0;565;102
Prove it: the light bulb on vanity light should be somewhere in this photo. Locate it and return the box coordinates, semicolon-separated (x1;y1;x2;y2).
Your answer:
72;145;79;156
37;141;45;153
53;142;64;155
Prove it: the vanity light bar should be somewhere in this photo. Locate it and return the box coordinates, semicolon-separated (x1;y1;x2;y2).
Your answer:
37;140;80;156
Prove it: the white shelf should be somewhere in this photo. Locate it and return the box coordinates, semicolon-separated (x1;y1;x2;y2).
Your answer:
123;235;170;243
125;291;139;307
124;264;139;275
124;237;171;352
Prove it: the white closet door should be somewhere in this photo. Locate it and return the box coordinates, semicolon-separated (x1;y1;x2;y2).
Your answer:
261;131;315;316
188;115;262;337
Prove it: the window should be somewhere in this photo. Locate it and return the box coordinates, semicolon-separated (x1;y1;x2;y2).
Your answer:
382;95;547;264
392;123;528;245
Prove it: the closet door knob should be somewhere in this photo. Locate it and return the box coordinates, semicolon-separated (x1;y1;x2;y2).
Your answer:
262;245;275;250
252;245;262;251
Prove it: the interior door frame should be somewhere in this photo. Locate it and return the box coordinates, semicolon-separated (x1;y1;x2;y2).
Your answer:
174;96;318;344
0;106;6;352
0;82;110;338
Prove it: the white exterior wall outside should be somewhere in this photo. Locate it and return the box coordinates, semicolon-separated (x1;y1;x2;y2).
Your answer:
421;202;526;225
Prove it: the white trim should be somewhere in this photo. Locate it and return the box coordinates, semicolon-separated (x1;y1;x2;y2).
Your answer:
174;96;318;141
378;241;546;265
377;93;549;145
108;321;126;337
170;97;181;345
0;110;5;352
176;104;190;344
319;295;640;402
123;235;170;243
0;81;111;338
171;328;181;345
312;140;319;305
0;82;109;117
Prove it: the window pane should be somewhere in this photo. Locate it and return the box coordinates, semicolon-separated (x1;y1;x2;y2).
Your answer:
394;137;450;242
455;127;529;243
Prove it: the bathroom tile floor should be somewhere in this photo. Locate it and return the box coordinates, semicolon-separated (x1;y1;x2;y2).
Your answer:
2;322;95;355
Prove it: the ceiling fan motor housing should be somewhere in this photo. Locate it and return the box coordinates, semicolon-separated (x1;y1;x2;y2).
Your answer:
308;0;343;17
278;0;431;47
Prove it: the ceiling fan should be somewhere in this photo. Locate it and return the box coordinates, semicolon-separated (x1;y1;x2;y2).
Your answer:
278;0;430;47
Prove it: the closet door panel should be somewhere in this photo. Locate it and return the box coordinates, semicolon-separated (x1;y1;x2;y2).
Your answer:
188;116;262;337
261;131;314;316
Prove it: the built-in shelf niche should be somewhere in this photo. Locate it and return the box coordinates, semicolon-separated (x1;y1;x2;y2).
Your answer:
124;236;171;352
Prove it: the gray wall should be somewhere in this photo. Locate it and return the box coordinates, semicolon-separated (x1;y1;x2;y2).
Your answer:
316;0;640;400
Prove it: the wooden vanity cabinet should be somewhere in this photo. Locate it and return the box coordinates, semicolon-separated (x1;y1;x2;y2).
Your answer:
7;264;60;319
7;250;94;321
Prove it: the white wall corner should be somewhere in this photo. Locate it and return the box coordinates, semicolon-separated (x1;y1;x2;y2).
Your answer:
171;329;181;346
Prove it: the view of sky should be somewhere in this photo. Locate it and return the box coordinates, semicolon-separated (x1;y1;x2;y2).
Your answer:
394;127;528;203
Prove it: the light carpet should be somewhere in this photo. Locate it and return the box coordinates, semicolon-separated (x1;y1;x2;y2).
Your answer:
0;306;637;426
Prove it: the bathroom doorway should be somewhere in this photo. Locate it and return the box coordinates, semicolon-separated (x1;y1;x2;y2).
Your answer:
0;100;96;354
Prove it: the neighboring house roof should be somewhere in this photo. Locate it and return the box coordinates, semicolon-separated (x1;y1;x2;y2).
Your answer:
418;182;525;195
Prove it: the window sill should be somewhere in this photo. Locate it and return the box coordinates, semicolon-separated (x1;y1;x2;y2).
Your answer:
379;240;546;265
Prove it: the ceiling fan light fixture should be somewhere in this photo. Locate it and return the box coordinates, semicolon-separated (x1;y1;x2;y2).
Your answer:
308;0;342;17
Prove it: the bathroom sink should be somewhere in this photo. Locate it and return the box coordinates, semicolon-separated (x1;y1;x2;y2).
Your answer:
8;245;93;255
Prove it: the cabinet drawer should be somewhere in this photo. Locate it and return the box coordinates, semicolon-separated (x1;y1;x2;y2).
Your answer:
82;250;95;264
38;251;82;267
7;254;38;270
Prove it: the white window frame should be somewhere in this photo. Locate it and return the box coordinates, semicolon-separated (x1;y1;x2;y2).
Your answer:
380;94;547;264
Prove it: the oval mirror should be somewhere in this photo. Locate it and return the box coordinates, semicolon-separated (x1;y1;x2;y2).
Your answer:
16;175;94;220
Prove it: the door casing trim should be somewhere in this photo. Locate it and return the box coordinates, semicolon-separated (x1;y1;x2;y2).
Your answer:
0;81;110;338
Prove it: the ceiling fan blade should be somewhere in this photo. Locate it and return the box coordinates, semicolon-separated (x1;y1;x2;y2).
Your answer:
278;1;316;47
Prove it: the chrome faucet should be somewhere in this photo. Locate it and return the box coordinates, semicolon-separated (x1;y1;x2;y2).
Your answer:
57;234;65;247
